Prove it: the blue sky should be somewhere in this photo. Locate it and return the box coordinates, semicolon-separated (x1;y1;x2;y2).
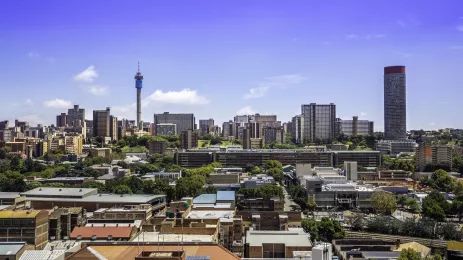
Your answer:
1;0;462;130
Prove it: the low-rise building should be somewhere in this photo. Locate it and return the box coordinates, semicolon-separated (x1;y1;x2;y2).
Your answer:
70;226;137;241
245;228;312;258
210;172;240;184
141;172;181;182
21;187;166;212
93;204;153;222
0;192;26;209
376;139;417;155
89;148;112;157
0;210;49;249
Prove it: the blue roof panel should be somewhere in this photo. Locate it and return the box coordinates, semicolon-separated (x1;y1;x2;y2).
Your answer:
193;194;217;204
217;191;235;201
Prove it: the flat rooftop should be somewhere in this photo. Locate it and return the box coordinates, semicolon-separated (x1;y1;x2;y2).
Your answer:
0;192;22;199
0;242;25;256
24;193;165;204
246;228;311;247
187;211;234;219
21;187;97;197
133;232;215;243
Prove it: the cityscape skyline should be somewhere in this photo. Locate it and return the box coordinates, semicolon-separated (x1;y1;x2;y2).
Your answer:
1;1;463;130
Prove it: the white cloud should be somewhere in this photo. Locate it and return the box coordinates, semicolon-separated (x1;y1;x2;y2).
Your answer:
73;65;98;83
43;99;72;109
244;87;270;99
430;122;436;126
458;25;463;32
28;51;39;58
449;45;463;50
237;106;256;115
397;20;406;27
374;34;386;38
84;85;109;96
46;57;55;64
243;74;305;99
346;34;359;39
24;99;33;106
145;89;209;105
17;115;45;125
360;112;367;117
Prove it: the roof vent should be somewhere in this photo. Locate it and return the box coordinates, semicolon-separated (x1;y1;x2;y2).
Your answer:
77;235;82;241
79;189;82;192
59;189;62;191
108;235;113;240
91;235;97;240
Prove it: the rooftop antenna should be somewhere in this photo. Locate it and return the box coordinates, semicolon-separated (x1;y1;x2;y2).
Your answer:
138;61;140;73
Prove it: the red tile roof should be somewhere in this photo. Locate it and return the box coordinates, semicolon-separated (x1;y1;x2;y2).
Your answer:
70;226;134;239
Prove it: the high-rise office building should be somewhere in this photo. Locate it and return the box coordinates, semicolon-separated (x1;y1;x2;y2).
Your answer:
222;120;235;137
67;105;85;126
153;112;194;135
344;161;358;181
135;64;143;129
291;115;302;144
301;103;336;141
109;115;118;141
199;119;214;136
93;107;110;138
384;66;407;140
56;113;67;127
242;128;251;149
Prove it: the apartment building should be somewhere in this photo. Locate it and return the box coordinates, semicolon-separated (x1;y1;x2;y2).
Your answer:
339;116;374;136
301;103;336;140
416;143;452;171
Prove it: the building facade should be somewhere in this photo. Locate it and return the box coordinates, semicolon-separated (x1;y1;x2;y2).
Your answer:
291;115;302;144
153;112;194;134
67;105;85;126
416;143;452;171
301;103;336;141
109;115;118;141
93;107;111;138
384;66;407;140
56;113;67;127
181;130;198;149
339;116;374;136
199;119;214;136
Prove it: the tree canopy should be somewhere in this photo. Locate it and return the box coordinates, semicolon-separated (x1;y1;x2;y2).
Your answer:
371;191;397;215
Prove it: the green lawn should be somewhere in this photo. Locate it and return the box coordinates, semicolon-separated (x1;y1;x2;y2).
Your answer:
121;146;148;153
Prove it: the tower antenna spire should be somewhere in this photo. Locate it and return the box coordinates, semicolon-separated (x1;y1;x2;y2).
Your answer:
138;61;140;73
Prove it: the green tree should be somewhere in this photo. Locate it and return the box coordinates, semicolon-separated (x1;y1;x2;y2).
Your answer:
405;198;421;213
175;175;206;199
124;176;144;194
202;185;217;194
265;160;283;169
10;155;22;171
371;191;397;215
301;217;345;243
267;167;284;183
0;171;26;192
430;170;455;192
26;181;42;191
422;191;448;221
113;184;132;194
398;248;422;260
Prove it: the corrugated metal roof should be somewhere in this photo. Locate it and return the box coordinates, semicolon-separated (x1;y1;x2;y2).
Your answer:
193;194;217;204
71;226;133;239
216;191;235;201
0;210;42;219
19;250;65;260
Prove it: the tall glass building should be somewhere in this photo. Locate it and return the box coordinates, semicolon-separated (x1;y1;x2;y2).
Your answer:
384;66;407;140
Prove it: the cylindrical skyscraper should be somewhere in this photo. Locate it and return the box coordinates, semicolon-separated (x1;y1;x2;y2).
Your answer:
135;64;143;129
384;66;406;140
